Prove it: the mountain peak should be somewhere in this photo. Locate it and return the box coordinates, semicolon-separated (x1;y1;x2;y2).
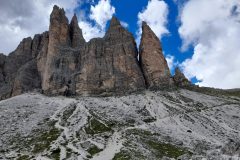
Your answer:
70;13;85;47
173;67;191;87
71;13;78;24
51;5;66;20
109;16;121;27
139;21;171;88
105;16;129;38
0;6;188;100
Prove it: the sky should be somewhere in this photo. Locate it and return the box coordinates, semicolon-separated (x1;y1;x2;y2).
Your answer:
0;0;240;89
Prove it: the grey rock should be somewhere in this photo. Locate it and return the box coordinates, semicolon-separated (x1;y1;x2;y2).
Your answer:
177;154;192;160
221;139;240;156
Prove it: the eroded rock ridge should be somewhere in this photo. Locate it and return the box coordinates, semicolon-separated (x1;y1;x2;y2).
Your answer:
0;5;190;100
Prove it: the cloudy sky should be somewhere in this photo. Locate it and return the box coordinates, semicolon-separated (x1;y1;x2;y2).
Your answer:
0;0;240;89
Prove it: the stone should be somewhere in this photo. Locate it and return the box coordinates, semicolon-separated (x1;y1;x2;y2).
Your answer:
173;67;190;87
139;21;171;89
69;14;85;48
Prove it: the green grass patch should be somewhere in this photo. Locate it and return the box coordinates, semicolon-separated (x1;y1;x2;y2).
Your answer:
87;145;103;156
31;127;61;154
84;117;112;135
126;129;158;137
143;117;157;123
146;140;188;159
50;148;61;160
113;150;131;160
61;104;77;126
186;86;240;98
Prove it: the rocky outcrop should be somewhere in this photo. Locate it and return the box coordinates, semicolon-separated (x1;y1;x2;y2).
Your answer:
0;31;49;100
42;5;72;93
139;22;171;89
12;60;41;96
0;53;6;82
0;5;187;100
173;67;190;87
74;16;145;95
69;14;85;48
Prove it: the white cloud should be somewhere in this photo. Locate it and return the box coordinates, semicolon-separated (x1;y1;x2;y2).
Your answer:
0;0;81;54
90;0;115;29
0;0;116;54
166;55;178;73
120;21;129;28
79;0;115;41
78;21;105;41
179;0;240;89
137;0;169;44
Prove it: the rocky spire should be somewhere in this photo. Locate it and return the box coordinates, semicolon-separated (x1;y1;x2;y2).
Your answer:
139;21;171;89
42;5;71;92
109;16;121;27
69;13;85;48
48;5;70;51
173;67;190;87
105;16;126;38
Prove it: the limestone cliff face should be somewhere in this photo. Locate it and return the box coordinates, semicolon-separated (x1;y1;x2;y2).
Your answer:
0;5;185;100
70;14;85;48
0;53;6;82
42;5;72;93
0;33;47;99
139;22;171;89
74;16;145;95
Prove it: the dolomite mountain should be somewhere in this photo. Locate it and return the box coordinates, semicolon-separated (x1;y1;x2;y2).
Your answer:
0;5;189;100
1;5;240;160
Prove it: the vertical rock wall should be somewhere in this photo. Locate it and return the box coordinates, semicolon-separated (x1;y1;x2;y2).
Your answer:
0;5;190;100
139;22;171;89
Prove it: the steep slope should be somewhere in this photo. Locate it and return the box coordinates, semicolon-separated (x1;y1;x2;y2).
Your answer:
0;89;239;160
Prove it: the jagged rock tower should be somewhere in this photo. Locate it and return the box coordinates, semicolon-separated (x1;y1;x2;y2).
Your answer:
139;22;171;89
0;5;189;100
